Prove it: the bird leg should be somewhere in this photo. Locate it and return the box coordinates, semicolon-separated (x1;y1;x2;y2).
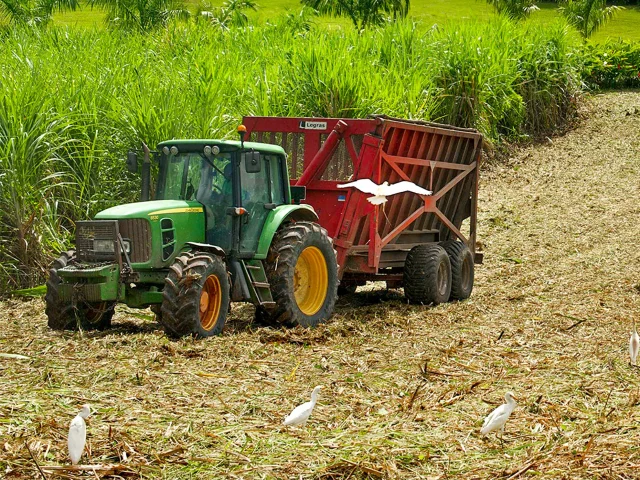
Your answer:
498;427;506;448
380;203;390;226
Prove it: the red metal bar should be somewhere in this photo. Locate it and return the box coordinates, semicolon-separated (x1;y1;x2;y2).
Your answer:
382;153;471;170
469;140;482;260
433;208;467;243
432;162;476;201
380;206;425;248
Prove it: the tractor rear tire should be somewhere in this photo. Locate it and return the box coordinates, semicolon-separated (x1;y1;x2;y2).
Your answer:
403;244;452;305
262;222;338;327
439;241;474;300
161;251;230;338
45;250;115;331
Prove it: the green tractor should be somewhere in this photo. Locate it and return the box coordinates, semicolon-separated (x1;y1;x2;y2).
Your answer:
45;129;339;337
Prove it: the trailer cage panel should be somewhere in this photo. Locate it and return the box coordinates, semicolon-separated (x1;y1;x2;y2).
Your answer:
242;115;483;283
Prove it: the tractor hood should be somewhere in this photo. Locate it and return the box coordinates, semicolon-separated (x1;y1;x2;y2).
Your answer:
94;200;206;268
95;200;204;220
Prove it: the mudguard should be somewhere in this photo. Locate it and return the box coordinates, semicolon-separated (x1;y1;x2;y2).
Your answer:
254;204;319;260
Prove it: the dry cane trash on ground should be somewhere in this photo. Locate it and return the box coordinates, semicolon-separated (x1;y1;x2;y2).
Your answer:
1;92;640;479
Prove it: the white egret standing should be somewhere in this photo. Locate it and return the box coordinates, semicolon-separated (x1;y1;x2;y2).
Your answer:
283;386;322;427
480;392;517;439
338;179;432;205
68;405;91;465
630;320;639;366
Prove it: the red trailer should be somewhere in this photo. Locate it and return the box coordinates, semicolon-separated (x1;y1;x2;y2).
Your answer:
243;115;483;304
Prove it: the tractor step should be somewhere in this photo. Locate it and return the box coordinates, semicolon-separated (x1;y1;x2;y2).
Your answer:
241;259;274;306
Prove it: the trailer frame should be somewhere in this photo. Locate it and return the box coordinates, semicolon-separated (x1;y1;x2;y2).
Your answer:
242;116;483;282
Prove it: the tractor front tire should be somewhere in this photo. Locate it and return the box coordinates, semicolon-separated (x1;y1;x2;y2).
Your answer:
263;222;338;327
440;241;474;300
161;252;230;338
45;250;115;331
404;244;452;305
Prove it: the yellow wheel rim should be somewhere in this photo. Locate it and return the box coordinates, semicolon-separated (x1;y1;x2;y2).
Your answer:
200;275;222;331
294;246;328;315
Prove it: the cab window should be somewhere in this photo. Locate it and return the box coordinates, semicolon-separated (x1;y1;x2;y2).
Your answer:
265;154;285;204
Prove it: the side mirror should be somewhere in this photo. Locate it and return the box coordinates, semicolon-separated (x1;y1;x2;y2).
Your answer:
243;151;261;173
126;151;138;173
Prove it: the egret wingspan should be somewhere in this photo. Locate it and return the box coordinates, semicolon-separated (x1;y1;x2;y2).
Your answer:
337;179;379;195
384;181;432;197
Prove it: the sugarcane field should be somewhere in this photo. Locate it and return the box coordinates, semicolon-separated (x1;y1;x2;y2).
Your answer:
1;1;640;478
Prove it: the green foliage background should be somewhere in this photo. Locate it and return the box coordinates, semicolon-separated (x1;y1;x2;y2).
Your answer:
582;41;640;88
0;15;605;293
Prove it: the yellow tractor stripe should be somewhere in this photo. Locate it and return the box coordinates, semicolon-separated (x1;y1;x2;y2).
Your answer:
149;207;203;215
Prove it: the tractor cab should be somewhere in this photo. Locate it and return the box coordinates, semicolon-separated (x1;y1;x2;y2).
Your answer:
153;139;290;257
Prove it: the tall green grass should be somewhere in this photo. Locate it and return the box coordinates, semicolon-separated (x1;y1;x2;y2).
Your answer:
0;17;580;292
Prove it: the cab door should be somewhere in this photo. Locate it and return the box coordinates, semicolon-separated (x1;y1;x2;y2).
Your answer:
238;153;285;255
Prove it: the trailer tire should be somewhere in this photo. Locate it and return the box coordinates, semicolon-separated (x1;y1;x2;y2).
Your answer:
263;222;338;327
45;250;115;331
161;252;230;338
440;241;474;300
338;283;357;295
403;245;451;305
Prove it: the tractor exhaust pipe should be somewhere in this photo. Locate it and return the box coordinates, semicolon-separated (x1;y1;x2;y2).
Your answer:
141;142;151;201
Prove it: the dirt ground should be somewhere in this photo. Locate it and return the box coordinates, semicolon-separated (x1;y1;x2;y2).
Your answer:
1;92;640;479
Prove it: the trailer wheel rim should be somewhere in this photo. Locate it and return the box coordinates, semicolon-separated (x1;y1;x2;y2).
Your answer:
200;275;222;331
294;246;328;315
437;261;448;296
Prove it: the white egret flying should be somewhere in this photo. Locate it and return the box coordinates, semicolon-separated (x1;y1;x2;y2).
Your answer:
480;392;517;438
338;179;432;205
68;404;90;465
283;386;322;427
630;320;639;366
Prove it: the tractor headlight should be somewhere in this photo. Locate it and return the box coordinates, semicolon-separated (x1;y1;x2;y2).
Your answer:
93;239;131;254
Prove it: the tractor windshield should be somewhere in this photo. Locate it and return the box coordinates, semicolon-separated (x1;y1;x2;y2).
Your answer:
156;152;232;203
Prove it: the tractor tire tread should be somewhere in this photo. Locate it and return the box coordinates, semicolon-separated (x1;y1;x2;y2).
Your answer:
161;251;230;338
259;222;338;327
